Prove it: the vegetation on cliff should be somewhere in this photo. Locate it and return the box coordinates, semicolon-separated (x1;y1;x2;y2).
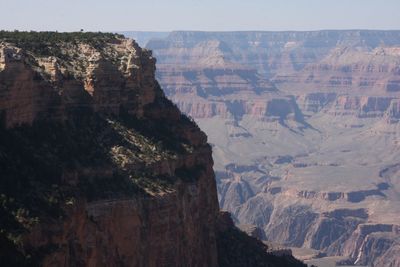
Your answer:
0;32;306;267
0;30;123;57
0;108;203;266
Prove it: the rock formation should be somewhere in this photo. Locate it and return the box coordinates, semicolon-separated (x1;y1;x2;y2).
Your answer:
144;30;400;267
217;212;306;267
0;32;305;267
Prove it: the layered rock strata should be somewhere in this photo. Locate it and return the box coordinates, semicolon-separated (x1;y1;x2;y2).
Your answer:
0;33;220;267
0;32;306;267
144;30;400;266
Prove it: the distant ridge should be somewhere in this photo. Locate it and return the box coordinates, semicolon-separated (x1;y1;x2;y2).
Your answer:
119;31;169;46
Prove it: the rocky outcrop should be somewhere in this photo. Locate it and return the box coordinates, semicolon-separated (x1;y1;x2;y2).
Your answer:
147;34;306;123
266;205;319;247
27;181;218;267
173;97;302;122
0;32;307;267
0;37;160;129
295;93;337;114
238;224;267;240
342;224;400;266
157;66;277;98
330;95;396;118
274;46;400;95
144;30;400;267
295;189;386;203
216;212;306;267
0;45;55;128
296;93;400;119
0;32;221;267
387;98;400;123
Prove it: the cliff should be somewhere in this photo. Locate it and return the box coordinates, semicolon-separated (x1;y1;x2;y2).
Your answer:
0;32;305;267
0;31;219;267
144;30;400;267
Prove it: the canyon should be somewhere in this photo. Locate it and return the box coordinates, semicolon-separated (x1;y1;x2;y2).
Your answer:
0;32;306;267
127;30;400;267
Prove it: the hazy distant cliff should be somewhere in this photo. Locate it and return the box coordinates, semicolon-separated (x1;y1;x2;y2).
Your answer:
144;30;400;267
0;32;306;267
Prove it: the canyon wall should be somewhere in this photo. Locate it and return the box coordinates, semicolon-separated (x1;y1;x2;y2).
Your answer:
145;30;400;267
0;33;306;267
0;34;219;267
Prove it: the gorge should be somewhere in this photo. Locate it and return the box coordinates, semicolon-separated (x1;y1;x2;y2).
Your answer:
0;32;305;267
121;30;400;267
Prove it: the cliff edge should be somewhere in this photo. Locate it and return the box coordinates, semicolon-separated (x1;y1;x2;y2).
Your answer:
0;32;305;267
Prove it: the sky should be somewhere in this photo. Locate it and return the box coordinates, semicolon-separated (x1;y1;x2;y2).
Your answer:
1;0;400;32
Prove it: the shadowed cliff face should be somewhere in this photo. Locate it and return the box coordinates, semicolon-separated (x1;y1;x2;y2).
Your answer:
0;33;221;267
144;30;400;267
216;212;307;267
0;32;307;267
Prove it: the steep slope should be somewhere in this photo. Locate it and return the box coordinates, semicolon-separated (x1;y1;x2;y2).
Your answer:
217;212;307;267
0;32;219;267
145;30;400;267
0;32;306;267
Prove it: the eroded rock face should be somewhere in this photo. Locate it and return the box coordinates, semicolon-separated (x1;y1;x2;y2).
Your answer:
143;30;400;266
148;35;303;123
29;174;218;267
0;33;220;267
0;45;54;128
0;32;307;267
342;224;400;266
216;212;306;267
0;38;159;128
274;45;400;95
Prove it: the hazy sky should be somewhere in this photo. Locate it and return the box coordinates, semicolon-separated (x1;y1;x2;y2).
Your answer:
1;0;400;32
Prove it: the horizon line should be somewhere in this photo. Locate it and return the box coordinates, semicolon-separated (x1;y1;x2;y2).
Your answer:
2;29;400;34
118;29;400;33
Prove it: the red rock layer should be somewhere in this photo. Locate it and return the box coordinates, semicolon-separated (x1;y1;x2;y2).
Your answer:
0;37;220;267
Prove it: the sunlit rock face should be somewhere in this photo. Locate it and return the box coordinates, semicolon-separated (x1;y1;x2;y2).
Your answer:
144;30;400;266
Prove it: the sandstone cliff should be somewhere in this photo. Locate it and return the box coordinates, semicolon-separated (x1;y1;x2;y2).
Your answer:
0;32;305;267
